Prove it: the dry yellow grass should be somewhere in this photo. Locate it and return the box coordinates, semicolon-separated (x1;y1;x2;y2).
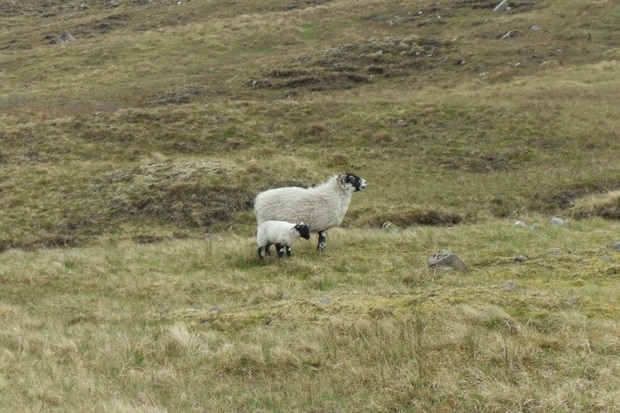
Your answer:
2;221;620;411
570;190;620;219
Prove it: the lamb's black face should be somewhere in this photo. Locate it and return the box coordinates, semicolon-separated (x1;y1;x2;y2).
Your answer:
294;223;311;240
345;173;367;192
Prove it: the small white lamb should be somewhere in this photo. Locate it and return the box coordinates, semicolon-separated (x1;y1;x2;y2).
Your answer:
257;220;310;259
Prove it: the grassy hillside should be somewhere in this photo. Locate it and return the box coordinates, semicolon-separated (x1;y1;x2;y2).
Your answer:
2;0;618;248
1;0;619;411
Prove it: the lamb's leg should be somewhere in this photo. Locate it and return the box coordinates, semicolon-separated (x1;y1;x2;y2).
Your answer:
275;243;285;258
317;231;326;251
286;246;292;257
257;246;264;260
264;243;272;256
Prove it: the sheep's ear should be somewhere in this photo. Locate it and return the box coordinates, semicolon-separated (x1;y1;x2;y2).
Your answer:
337;174;350;189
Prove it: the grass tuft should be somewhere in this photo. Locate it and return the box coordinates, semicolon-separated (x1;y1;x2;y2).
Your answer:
569;190;620;219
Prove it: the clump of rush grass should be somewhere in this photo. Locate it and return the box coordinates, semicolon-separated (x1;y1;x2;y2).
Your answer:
569;190;620;219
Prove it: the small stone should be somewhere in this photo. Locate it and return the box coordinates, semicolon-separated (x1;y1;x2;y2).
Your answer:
381;221;399;232
500;30;517;40
566;296;578;305
514;255;527;263
502;281;517;291
56;31;75;44
611;241;620;251
429;249;468;271
493;0;510;12
550;217;565;225
514;220;527;227
530;25;542;31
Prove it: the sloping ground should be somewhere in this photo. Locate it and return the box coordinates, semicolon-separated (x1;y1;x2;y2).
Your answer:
251;35;458;91
0;0;618;250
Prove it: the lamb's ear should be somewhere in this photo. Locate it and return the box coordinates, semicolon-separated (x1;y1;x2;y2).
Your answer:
337;174;350;190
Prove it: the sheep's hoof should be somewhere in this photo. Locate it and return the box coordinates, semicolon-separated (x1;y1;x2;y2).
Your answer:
317;242;326;251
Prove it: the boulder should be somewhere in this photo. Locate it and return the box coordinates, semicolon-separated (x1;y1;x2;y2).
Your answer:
428;249;468;271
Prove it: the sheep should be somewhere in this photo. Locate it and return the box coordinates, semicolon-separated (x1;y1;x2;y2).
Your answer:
254;173;367;251
257;220;310;259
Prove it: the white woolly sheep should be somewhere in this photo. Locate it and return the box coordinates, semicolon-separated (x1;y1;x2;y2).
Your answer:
254;173;367;251
257;220;311;259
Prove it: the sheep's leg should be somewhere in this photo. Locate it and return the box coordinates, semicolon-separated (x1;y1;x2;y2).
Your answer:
275;243;285;258
264;243;272;256
257;246;265;260
317;231;326;251
286;246;292;257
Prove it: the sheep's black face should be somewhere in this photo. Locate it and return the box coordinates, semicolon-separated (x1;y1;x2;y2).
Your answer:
346;173;367;192
295;223;311;240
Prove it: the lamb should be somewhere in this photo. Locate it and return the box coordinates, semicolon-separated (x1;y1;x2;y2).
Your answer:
257;220;311;259
254;173;367;251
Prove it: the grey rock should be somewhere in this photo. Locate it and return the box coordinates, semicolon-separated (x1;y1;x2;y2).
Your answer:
551;217;566;225
493;0;510;12
514;255;527;263
56;31;75;44
530;25;542;31
514;220;527;228
429;249;468;271
502;281;517;291
611;241;620;251
500;30;517;40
